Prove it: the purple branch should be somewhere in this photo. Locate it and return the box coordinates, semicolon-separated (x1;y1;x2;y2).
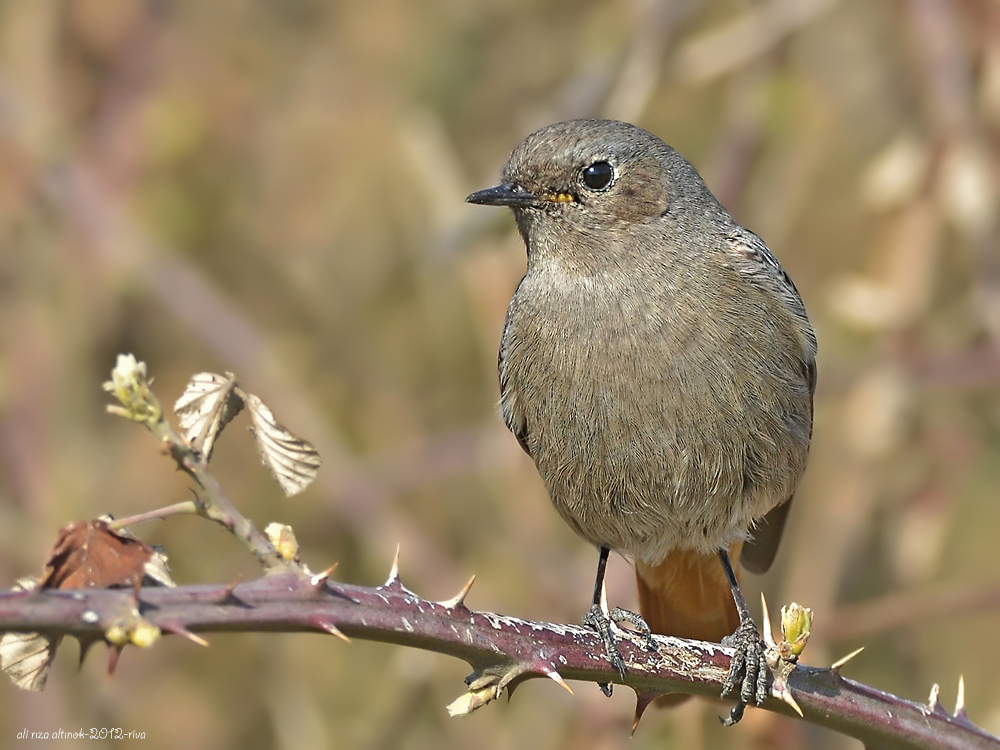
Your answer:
1;572;996;750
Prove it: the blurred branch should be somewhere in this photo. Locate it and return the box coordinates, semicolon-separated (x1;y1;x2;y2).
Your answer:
362;423;518;493
703;60;773;210
7;0;461;586
673;0;837;83
903;343;1000;389
823;580;1000;642
907;0;1000;342
908;0;975;133
602;0;693;123
0;572;997;749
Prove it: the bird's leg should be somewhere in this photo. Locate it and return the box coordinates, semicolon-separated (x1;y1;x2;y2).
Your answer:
581;546;655;695
718;548;769;725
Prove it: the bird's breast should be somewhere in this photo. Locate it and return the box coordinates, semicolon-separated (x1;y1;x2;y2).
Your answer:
499;262;810;560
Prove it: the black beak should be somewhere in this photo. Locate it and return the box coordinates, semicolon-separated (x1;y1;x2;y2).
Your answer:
466;183;538;207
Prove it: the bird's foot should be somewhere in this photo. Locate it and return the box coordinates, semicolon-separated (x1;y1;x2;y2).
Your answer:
720;617;770;725
582;604;656;695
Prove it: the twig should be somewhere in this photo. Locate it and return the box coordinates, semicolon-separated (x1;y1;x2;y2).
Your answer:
107;500;200;531
102;355;292;574
673;0;837;82
823;580;1000;641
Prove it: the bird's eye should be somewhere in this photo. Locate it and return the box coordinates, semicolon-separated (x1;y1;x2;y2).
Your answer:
581;161;615;191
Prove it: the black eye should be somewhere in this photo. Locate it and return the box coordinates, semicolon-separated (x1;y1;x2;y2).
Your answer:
581;161;614;191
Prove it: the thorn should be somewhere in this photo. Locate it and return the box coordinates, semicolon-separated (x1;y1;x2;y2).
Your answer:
545;670;574;695
830;646;864;672
385;544;401;587
761;593;777;649
927;683;941;712
785;693;804;717
220;575;243;603
310;564;338;589
78;637;99;670
631;692;659;736
160;621;209;647
772;682;804;717
107;645;123;677
321;584;361;605
310;615;350;643
438;575;476;609
955;675;967;719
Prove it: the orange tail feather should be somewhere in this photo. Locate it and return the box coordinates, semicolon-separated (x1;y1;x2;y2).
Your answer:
635;545;742;707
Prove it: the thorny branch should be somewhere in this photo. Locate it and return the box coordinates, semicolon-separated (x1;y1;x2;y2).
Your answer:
0;569;996;750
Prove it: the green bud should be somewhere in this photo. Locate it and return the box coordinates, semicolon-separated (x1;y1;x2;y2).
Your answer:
780;602;813;657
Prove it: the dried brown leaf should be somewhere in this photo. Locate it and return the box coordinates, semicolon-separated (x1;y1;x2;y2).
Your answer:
41;520;154;590
245;393;321;496
173;372;244;460
106;518;176;587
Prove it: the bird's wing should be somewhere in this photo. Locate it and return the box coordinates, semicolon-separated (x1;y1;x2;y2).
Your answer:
740;355;816;575
498;303;532;457
726;229;817;575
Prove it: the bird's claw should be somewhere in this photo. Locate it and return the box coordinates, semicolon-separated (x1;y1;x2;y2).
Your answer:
582;604;656;694
720;617;769;725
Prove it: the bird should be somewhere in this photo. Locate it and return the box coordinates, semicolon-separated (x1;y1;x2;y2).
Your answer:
466;119;816;723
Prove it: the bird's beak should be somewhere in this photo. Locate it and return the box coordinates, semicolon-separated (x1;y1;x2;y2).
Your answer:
466;183;539;207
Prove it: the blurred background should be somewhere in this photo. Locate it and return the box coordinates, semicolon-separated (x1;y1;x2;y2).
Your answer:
1;0;999;748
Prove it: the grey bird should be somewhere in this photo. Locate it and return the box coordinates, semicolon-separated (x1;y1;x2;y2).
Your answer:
467;119;816;723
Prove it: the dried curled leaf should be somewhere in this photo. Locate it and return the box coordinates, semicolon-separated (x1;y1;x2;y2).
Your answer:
246;393;321;496
171;370;321;495
0;578;59;692
143;547;176;588
2;522;171;693
96;515;176;587
0;632;57;692
173;372;244;461
41;520;154;590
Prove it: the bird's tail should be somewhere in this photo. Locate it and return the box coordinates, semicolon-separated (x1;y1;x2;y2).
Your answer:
634;545;742;706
